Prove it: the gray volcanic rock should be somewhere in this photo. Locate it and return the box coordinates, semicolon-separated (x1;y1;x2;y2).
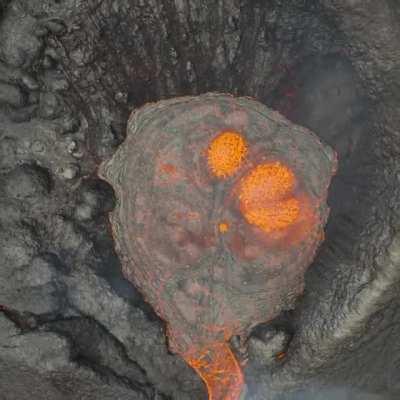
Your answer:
3;164;51;201
0;0;399;400
0;3;42;68
0;82;25;107
0;316;150;400
1;254;66;315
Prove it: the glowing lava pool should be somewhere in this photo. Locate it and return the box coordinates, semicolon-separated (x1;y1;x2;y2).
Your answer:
99;93;337;400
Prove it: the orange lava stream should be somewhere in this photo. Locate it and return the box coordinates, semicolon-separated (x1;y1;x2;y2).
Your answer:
184;342;244;400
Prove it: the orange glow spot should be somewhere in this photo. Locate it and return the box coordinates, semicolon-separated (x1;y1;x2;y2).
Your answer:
239;162;295;205
243;198;300;233
238;162;300;233
207;131;247;178
276;351;286;360
185;342;244;400
160;163;178;175
218;222;230;233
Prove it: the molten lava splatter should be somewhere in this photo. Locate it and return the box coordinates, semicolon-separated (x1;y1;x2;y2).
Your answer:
207;131;247;178
185;342;244;400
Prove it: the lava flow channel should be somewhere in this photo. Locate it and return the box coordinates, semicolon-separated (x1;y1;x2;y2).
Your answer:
184;343;244;400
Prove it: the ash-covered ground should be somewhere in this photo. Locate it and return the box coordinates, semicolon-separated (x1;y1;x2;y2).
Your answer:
0;1;400;399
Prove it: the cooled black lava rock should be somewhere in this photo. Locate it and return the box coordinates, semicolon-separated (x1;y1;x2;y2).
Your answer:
0;224;38;270
3;164;51;201
247;327;291;367
0;4;43;68
1;0;400;400
0;82;25;107
5;254;67;315
74;179;115;222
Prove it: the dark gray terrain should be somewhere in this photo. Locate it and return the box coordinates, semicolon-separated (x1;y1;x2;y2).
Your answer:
0;1;399;399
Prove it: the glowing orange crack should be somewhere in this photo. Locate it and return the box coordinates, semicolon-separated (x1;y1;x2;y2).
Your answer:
207;131;248;178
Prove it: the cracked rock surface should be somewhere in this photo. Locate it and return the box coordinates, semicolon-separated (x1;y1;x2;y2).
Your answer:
0;1;400;399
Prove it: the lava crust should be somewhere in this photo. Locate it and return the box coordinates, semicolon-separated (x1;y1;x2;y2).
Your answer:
100;93;337;399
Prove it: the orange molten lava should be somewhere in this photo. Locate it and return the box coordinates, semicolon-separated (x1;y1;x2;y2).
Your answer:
243;198;300;233
218;221;230;233
207;131;248;178
239;162;295;203
185;342;244;400
238;161;300;232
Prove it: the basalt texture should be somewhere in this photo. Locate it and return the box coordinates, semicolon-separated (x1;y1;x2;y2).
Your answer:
1;1;400;399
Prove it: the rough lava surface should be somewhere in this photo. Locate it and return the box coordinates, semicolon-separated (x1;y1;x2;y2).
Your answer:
0;1;400;400
99;93;336;398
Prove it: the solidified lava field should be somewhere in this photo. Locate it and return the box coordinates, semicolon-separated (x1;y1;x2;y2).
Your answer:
1;1;400;400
